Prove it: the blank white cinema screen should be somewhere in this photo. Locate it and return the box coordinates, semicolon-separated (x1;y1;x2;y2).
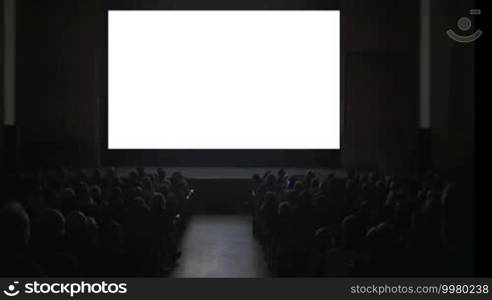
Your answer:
108;11;340;149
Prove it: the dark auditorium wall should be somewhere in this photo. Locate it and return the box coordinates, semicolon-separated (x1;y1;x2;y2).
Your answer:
105;0;421;173
429;0;476;180
15;0;461;176
15;0;102;168
341;0;420;174
0;1;4;172
341;0;476;178
426;0;476;264
16;0;344;169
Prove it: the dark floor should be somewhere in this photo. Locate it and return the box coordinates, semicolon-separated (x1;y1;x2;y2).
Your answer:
171;215;270;278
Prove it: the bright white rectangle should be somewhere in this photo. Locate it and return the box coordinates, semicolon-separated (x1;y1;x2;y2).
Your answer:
108;11;340;149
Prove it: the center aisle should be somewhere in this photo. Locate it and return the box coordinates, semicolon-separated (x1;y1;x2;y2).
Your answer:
171;215;270;278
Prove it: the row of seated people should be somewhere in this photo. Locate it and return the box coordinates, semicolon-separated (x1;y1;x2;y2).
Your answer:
252;169;474;277
0;167;192;277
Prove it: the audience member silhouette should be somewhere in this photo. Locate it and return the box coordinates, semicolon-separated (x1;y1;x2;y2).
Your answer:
0;167;189;277
252;169;473;277
0;166;472;277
